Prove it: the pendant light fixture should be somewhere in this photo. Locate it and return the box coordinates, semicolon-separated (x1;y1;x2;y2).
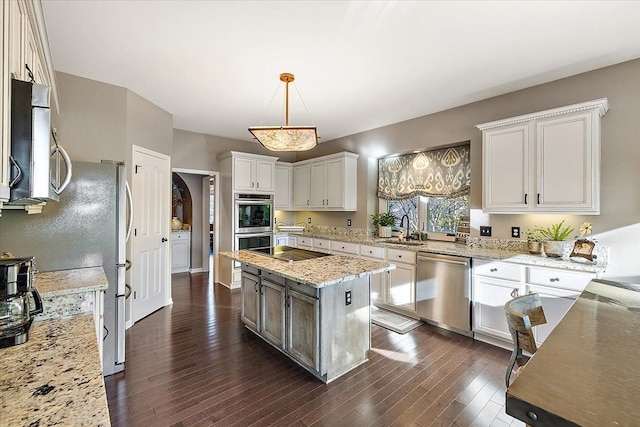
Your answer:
249;73;318;152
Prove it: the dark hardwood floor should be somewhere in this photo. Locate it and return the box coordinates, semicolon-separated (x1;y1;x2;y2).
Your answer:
105;272;525;427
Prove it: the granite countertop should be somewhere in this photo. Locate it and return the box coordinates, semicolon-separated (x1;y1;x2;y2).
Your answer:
220;250;394;288
507;279;640;425
35;266;109;296
281;231;606;273
0;315;110;426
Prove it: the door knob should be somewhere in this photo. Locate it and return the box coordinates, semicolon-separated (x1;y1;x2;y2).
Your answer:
162;237;168;242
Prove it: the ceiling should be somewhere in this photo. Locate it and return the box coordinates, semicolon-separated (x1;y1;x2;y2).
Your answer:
42;1;640;144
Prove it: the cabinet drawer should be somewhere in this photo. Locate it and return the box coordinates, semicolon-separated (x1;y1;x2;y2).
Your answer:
527;267;594;291
359;244;386;260
473;260;521;282
387;248;416;264
172;232;190;240
313;239;331;251
242;264;260;276
286;280;318;298
297;237;313;248
261;270;286;286
330;241;359;255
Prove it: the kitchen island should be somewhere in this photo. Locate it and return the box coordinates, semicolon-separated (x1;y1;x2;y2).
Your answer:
506;279;640;426
220;248;394;383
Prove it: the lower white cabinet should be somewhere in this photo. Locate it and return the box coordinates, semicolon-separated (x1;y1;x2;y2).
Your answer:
526;284;580;346
275;234;296;247
473;275;523;342
360;244;387;304
171;231;191;273
388;262;416;311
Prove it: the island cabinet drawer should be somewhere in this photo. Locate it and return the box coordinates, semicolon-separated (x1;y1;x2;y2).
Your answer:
286;280;318;298
330;241;359;255
359;244;386;260
313;239;331;252
387;248;416;264
474;260;521;282
242;264;260;276
297;237;313;248
261;270;286;286
527;267;594;291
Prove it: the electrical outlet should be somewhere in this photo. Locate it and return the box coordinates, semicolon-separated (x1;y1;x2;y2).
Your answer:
274;217;277;225
347;219;352;227
512;226;520;238
307;217;311;224
480;226;492;237
345;290;352;306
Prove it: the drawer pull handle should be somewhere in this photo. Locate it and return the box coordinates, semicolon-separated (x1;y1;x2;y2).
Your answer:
490;268;498;272
527;411;538;421
550;278;560;282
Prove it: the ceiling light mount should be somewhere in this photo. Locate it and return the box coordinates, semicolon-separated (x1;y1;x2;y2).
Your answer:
249;72;318;152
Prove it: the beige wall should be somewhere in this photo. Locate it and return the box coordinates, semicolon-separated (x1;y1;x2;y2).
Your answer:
126;90;173;158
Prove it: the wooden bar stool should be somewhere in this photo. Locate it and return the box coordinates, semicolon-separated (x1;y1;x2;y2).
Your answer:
504;293;547;388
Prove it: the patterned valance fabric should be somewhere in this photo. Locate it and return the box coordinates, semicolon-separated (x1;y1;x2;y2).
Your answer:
377;143;471;200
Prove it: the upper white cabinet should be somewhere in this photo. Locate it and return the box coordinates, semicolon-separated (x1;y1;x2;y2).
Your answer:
0;1;58;205
218;151;278;194
274;162;292;210
477;99;608;214
294;152;358;211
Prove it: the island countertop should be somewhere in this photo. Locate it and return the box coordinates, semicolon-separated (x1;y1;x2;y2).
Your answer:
0;315;110;427
220;250;395;288
506;279;640;426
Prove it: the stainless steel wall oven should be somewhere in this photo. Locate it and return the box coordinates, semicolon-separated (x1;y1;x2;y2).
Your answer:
235;194;273;234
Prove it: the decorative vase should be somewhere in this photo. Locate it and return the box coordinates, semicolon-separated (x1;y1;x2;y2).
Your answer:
527;241;542;255
171;217;182;230
543;240;565;258
379;226;392;238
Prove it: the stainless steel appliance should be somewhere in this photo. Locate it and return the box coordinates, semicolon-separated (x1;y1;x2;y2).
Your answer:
235;194;273;234
0;257;43;348
236;232;273;251
416;253;472;336
0;161;129;375
250;245;331;262
8;78;71;205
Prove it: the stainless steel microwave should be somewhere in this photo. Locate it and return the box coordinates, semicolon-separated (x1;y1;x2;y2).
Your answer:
235;194;273;234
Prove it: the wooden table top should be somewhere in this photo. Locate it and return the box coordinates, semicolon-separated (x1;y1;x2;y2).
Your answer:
506;279;640;426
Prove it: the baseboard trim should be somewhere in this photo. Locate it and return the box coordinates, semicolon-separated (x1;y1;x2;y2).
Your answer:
189;267;203;274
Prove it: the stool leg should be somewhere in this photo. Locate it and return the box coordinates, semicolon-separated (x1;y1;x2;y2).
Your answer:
506;330;520;388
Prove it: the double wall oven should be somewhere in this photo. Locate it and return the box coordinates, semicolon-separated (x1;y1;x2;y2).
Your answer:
234;194;273;250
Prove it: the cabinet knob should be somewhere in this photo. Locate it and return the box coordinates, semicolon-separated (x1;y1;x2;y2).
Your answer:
527;411;538;421
550;278;560;282
490;268;498;272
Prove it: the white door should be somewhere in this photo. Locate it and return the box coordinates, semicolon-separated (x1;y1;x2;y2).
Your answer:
131;146;171;323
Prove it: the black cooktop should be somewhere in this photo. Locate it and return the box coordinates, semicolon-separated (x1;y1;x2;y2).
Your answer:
250;246;331;262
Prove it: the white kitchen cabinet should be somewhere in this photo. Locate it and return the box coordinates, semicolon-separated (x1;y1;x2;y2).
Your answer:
330;240;359;256
477;99;608;214
296;236;313;249
292;164;310;209
171;231;190;273
526;284;580;347
385;248;416;312
292;152;358;211
218;152;277;194
274;162;293;210
360;244;387;303
473;275;523;342
312;238;331;253
275;233;296;247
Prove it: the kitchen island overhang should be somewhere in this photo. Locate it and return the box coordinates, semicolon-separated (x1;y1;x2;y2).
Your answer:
220;249;395;383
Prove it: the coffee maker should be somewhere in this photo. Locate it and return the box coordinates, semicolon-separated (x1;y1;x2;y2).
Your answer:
0;257;43;348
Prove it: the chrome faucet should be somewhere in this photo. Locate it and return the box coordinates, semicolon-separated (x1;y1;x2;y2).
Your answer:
399;214;411;239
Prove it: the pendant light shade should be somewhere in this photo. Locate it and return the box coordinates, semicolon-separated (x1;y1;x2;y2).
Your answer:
249;73;318;152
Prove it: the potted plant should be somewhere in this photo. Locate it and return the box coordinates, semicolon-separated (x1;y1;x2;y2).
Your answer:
524;225;544;255
371;211;396;238
540;220;575;258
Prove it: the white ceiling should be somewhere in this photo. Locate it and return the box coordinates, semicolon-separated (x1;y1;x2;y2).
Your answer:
42;1;640;144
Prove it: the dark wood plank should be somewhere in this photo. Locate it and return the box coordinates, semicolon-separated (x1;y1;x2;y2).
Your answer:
105;271;523;427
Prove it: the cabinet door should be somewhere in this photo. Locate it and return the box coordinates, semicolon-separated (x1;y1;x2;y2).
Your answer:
309;161;326;208
241;272;260;331
170;234;190;273
7;0;26;81
362;256;386;303
274;165;292;209
261;280;286;349
0;1;10;201
287;288;319;372
473;276;522;341
255;160;274;192
325;158;344;209
234;157;255;192
526;284;579;347
293;164;310;209
388;262;416;311
24;17;38;82
482;124;531;212
536;111;597;213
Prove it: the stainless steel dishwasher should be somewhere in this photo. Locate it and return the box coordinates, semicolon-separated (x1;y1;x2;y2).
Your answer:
416;253;472;337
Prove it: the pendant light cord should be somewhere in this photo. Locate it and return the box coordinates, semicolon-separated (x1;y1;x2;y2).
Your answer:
256;82;283;126
292;82;317;126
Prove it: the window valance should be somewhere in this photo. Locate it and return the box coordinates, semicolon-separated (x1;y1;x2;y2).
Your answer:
377;143;471;200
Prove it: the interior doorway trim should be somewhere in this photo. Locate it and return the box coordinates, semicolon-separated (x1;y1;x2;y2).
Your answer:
172;168;219;285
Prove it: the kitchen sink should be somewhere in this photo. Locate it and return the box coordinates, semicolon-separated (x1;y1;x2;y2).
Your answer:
376;239;426;246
